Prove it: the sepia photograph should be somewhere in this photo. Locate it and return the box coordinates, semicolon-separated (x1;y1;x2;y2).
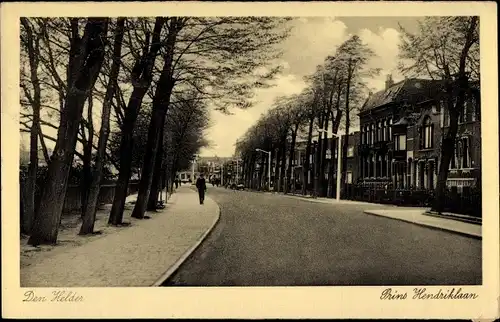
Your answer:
2;1;499;319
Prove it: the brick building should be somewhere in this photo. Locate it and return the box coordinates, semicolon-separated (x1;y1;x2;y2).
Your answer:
358;75;481;192
289;132;360;192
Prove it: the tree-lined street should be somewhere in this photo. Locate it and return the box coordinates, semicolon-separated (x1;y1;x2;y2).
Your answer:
163;188;481;286
17;15;483;289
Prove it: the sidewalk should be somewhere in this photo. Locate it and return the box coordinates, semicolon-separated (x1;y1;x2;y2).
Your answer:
364;208;482;239
262;190;481;238
20;187;220;287
267;191;399;207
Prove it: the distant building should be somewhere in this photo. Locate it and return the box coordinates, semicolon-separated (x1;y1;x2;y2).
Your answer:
289;131;360;192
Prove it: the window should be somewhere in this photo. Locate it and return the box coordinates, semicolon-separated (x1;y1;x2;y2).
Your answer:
461;137;472;168
347;146;354;157
439;102;445;128
377;122;382;142
470;96;476;122
395;134;406;151
346;171;353;184
381;121;386;141
388;118;392;138
370;124;374;144
457;97;467;123
421;116;433;149
441;99;454;127
450;140;460;169
473;94;481;121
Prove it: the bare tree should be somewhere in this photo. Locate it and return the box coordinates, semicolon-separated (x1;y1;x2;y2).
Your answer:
28;18;109;246
20;18;42;234
131;17;291;219
79;18;126;235
109;17;167;225
398;17;479;213
334;35;379;195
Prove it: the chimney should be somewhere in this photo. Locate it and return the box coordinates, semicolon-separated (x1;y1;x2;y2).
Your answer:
385;74;394;90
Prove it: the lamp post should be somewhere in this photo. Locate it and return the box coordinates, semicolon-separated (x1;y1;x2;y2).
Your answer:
192;154;198;184
256;148;271;191
318;128;342;202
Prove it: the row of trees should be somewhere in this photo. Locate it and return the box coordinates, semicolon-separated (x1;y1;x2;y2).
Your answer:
20;17;291;245
236;33;379;197
235;17;479;214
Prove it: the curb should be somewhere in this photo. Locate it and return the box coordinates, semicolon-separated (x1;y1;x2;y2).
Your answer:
423;211;482;225
363;210;482;240
282;193;398;207
151;195;221;286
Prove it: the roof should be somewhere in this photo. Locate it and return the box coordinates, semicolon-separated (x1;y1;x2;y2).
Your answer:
360;78;443;113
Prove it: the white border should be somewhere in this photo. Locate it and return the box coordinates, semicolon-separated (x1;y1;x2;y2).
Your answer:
2;1;498;319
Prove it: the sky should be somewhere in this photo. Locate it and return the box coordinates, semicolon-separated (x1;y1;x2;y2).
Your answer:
198;16;420;157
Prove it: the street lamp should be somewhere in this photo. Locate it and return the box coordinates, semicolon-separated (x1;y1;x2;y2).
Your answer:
255;148;271;191
192;154;198;183
318;128;342;202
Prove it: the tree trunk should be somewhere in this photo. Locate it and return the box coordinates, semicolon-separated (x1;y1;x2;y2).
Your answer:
273;147;280;191
313;110;325;197
433;17;478;214
131;19;180;219
279;138;287;192
108;18;166;225
259;156;265;189
341;60;353;197
342;117;350;196
285;125;298;194
147;122;165;211
28;19;109;246
433;87;464;213
20;18;41;235
328;107;343;197
302;115;314;195
319;111;331;197
80;95;94;217
80;18;125;235
108;89;147;225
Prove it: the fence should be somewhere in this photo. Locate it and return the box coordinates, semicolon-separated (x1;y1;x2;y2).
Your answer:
344;185;481;218
61;182;140;213
21;180;140;215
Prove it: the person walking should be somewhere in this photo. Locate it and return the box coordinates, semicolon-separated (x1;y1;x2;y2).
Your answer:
196;173;207;205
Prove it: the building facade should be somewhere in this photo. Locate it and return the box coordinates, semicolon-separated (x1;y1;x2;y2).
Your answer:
358;75;481;192
289;132;360;192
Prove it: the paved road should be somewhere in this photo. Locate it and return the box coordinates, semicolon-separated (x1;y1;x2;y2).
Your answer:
162;188;481;286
